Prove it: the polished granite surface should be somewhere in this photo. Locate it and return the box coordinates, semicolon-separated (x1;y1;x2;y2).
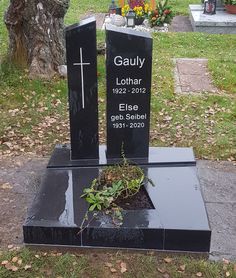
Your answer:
47;145;196;168
24;165;211;252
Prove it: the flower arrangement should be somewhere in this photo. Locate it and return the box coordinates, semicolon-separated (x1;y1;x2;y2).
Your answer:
149;0;174;27
122;0;149;18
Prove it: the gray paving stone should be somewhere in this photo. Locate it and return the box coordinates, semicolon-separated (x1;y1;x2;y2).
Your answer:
174;58;218;94
198;161;236;203
80;13;106;29
206;203;236;260
197;160;236;260
169;16;193;32
177;59;208;75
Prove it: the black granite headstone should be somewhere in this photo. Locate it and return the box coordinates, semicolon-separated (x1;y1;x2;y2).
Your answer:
66;17;99;160
106;25;153;159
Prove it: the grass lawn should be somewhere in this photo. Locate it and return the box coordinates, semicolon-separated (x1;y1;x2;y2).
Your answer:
0;248;236;278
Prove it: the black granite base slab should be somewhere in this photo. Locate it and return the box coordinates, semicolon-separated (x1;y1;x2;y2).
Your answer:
24;165;211;252
47;145;196;168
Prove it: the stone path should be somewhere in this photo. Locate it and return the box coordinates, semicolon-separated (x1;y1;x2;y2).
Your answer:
80;13;106;29
81;14;193;32
174;58;218;94
169;16;193;32
0;156;235;261
197;161;236;261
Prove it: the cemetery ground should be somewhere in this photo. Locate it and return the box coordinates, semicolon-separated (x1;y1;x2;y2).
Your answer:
0;0;236;277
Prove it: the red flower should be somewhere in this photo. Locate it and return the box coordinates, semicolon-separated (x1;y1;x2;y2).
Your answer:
164;9;171;15
153;9;159;16
129;0;145;9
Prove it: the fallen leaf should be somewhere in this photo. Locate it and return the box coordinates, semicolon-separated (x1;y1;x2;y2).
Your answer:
5;263;13;270
223;258;230;265
1;260;9;265
5;263;18;271
163;274;170;278
120;262;127;273
179;264;186;271
17;259;22;265
157;267;165;273
110;268;117;273
12;257;18;263
105;262;113;268
226;272;230;277
164;257;172;263
24;264;32;270
11;266;19;272
0;183;13;190
35;255;40;259
196;272;202;277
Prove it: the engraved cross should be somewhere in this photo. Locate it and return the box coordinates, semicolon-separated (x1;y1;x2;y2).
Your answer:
73;48;90;109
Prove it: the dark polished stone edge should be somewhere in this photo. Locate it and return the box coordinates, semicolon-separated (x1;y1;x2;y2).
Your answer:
164;229;211;252
65;16;96;32
23;223;211;252
23;224;211;252
23;225;82;246
47;144;196;168
106;23;152;39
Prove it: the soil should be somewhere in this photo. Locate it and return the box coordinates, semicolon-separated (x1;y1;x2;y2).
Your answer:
115;185;154;210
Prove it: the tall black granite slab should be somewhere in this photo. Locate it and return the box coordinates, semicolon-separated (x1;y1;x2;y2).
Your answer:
66;17;99;160
106;25;153;159
24;166;211;252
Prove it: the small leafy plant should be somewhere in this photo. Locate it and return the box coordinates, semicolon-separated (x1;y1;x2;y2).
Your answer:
81;159;145;212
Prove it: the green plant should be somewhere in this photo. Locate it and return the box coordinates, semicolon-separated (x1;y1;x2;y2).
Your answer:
224;0;236;5
149;0;174;27
81;160;146;212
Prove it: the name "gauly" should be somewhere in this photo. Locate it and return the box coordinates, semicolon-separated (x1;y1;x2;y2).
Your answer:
114;56;145;69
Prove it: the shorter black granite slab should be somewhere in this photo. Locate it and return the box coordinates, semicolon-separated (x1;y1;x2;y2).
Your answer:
24;164;211;252
47;145;196;168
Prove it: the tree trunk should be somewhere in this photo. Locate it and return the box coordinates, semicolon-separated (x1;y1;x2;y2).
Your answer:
4;0;70;79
